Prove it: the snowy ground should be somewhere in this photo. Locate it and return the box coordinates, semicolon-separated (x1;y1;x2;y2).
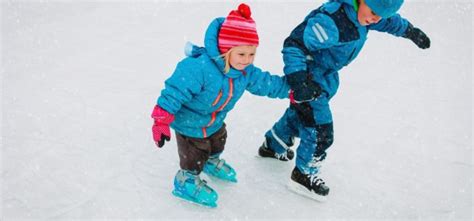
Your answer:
1;0;472;220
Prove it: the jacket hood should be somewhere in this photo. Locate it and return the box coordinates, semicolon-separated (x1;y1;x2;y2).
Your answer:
183;17;250;79
184;41;206;58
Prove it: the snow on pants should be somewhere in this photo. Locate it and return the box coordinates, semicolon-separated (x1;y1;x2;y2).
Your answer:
176;124;227;174
264;71;338;174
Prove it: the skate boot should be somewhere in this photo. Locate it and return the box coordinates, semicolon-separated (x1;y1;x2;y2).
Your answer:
172;170;218;208
258;137;294;161
287;167;329;202
203;155;237;183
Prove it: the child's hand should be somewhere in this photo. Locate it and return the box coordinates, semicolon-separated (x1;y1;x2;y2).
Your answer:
291;80;322;103
151;105;175;148
287;72;322;103
403;23;430;49
152;121;171;148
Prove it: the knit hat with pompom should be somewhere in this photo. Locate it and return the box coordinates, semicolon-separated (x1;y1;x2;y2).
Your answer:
218;3;259;54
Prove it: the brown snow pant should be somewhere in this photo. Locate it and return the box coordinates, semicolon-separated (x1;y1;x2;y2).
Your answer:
175;124;227;173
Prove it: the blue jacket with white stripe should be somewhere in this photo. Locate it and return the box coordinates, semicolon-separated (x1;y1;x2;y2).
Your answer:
283;0;410;98
157;18;290;138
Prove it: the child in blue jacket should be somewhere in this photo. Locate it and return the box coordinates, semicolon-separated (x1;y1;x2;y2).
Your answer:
258;0;430;201
151;4;320;207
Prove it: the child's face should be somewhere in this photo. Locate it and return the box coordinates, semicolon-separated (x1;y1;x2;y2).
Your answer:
229;46;256;70
357;0;382;26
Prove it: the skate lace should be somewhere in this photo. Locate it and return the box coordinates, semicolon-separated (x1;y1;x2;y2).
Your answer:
275;152;290;161
309;174;325;187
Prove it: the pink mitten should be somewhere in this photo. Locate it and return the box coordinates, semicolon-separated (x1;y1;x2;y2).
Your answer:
151;105;175;148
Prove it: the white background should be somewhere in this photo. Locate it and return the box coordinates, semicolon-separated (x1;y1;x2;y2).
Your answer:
2;0;472;220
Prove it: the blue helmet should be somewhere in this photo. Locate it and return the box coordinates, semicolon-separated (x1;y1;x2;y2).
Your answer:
364;0;404;18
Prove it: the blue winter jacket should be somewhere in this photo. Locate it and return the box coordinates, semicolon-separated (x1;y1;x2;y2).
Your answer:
283;0;410;98
157;18;290;138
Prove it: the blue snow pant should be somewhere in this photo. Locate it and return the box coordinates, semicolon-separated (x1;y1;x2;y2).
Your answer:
264;71;338;175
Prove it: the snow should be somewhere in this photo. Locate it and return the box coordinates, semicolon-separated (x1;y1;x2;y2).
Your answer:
1;0;472;220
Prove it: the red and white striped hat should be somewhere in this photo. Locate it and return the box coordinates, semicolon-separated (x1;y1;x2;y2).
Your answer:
218;3;259;54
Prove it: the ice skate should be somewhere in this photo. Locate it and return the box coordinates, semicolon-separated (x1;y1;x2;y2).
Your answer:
287;167;329;202
172;170;218;208
258;138;294;161
203;156;237;183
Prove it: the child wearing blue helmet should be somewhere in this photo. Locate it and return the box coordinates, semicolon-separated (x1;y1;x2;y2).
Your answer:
258;0;430;201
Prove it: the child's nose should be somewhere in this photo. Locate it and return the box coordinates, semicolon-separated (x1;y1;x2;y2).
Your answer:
372;15;381;23
243;56;250;64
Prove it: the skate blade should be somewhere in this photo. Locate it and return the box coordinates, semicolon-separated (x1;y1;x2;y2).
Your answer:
172;190;217;208
287;179;327;202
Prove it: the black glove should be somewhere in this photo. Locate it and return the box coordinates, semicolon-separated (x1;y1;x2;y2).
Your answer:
287;71;322;102
403;23;431;49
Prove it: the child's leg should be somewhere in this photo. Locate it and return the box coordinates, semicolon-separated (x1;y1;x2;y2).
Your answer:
289;122;333;200
264;108;299;154
288;72;338;199
295;98;334;173
198;124;237;182
173;132;218;207
313;123;334;159
295;123;333;173
299;70;337;163
209;124;227;157
175;132;212;174
295;126;318;174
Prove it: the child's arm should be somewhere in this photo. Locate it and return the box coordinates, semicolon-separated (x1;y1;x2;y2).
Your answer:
245;66;290;99
157;61;203;114
368;15;430;49
368;14;409;36
151;61;202;148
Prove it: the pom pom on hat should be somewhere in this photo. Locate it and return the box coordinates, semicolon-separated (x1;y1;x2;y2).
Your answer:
238;3;251;19
218;3;259;54
364;0;404;18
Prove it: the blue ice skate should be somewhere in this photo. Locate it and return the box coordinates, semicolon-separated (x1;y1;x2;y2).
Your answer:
203;156;237;183
172;170;218;208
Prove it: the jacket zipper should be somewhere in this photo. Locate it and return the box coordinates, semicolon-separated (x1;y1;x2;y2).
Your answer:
202;78;234;137
211;91;223;106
